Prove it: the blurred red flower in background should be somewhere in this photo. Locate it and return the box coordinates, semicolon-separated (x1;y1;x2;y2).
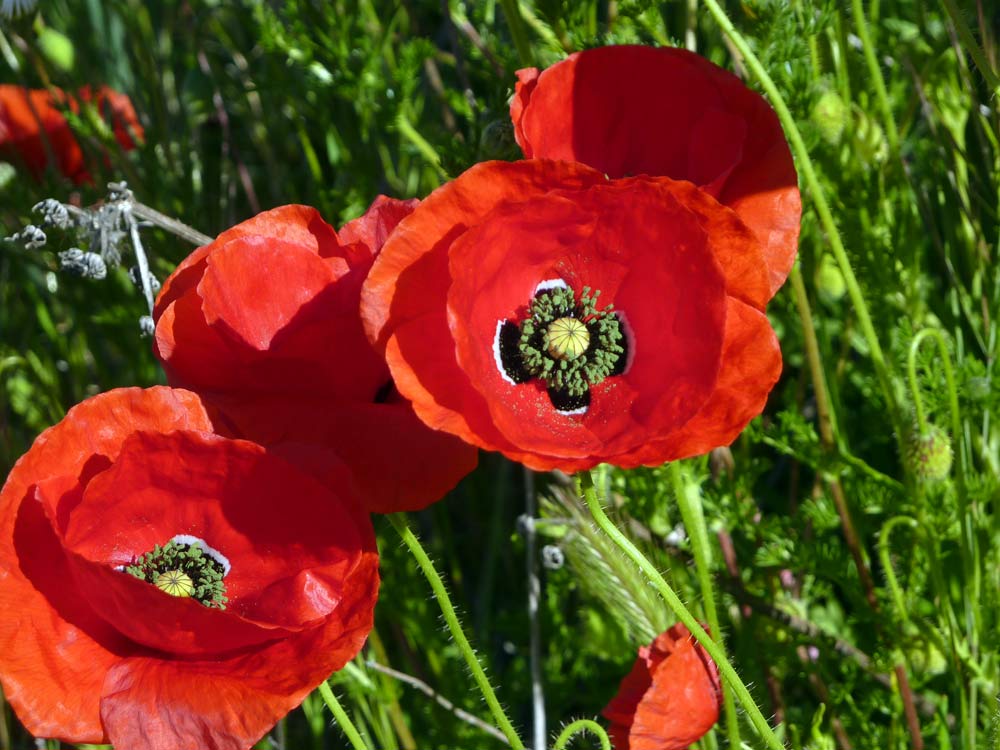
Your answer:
0;387;378;750
362;159;783;472
0;84;143;183
603;623;722;750
510;45;800;296
153;201;477;513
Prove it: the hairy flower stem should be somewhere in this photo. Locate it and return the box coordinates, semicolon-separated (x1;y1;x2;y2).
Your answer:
578;471;785;750
849;0;901;155
669;463;741;750
318;681;370;750
552;719;610;750
699;0;903;442
388;513;526;750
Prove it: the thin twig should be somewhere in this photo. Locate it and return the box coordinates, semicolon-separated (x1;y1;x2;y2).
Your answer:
522;466;547;750
364;660;512;746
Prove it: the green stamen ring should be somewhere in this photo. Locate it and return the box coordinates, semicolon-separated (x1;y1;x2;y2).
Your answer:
498;283;627;411
126;539;229;609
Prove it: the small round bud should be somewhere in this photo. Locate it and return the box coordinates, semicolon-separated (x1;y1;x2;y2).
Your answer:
812;89;848;145
907;424;953;482
815;254;847;303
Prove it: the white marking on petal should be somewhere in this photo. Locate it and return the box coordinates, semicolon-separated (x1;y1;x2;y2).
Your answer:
557;404;589;416
171;534;231;575
493;320;517;385
533;278;568;295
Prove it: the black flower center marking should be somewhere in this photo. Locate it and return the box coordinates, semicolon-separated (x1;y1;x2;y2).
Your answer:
126;538;229;609
496;283;628;412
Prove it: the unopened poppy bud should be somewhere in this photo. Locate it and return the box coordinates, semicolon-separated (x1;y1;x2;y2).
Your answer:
907;424;953;481
812;89;848;145
37;28;75;73
815;254;846;303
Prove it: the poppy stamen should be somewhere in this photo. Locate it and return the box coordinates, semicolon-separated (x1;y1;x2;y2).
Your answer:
125;538;229;609
497;284;626;412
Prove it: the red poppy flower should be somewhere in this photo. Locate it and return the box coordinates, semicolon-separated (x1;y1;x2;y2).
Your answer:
510;45;800;297
0;386;378;750
602;624;722;750
153;200;477;513
361;159;783;472
0;84;143;183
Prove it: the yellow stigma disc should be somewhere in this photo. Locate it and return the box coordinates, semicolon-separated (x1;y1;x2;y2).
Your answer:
546;317;590;360
155;570;195;598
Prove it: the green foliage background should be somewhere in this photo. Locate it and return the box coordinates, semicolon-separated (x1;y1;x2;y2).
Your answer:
1;1;999;749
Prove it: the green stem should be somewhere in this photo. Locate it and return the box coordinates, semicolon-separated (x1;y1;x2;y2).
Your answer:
849;0;901;154
699;0;903;440
552;719;611;750
877;516;918;625
499;0;533;67
318;681;370;750
388;513;526;750
939;0;1000;95
669;464;741;749
578;472;785;750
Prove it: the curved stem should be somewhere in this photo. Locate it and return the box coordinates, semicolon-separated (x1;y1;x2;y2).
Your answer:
552;719;611;750
700;0;903;439
878;516;918;625
578;472;785;750
669;463;741;749
389;513;526;750
318;681;370;750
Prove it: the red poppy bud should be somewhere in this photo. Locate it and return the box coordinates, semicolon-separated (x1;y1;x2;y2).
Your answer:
153;200;477;512
603;623;722;750
0;387;379;749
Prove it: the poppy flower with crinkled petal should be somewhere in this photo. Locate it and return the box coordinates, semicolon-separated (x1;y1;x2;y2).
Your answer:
0;386;378;750
153;200;477;513
602;623;722;750
361;159;782;472
510;45;800;296
0;84;142;183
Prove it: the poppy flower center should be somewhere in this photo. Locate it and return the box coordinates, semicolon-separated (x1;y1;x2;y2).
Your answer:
495;283;627;413
125;537;229;609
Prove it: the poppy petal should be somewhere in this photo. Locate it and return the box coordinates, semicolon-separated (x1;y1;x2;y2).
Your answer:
0;387;213;743
337;194;420;253
509;45;800;296
99;552;378;750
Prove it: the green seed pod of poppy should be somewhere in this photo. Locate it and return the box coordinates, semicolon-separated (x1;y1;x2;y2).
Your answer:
812;89;848;145
907;424;953;482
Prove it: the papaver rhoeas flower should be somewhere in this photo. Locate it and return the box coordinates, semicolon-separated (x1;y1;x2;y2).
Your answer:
0;84;143;183
510;45;800;296
0;386;378;750
602;624;722;750
153;201;477;513
361;159;783;472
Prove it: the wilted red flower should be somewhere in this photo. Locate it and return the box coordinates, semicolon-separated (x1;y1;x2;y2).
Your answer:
603;624;722;750
0;83;143;183
153;201;477;512
361;159;783;472
0;387;378;750
510;45;800;296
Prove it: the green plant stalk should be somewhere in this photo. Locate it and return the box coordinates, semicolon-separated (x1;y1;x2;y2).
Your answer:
388;513;526;750
552;719;611;750
849;0;901;154
669;463;741;749
499;0;533;67
578;472;784;750
700;0;903;439
318;681;370;750
878;516;918;625
940;0;1000;94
